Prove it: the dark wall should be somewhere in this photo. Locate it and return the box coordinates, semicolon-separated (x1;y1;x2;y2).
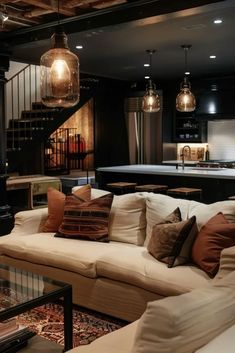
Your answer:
94;78;130;168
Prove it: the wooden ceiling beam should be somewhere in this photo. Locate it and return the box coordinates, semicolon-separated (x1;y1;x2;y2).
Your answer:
24;0;76;17
0;0;225;44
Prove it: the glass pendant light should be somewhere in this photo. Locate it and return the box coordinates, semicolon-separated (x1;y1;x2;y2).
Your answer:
142;50;160;113
40;1;79;108
176;45;196;112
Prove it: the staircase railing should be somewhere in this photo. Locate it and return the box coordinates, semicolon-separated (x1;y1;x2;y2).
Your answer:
5;64;42;150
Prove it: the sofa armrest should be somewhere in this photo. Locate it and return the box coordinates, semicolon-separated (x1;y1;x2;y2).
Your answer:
214;246;235;280
11;207;48;235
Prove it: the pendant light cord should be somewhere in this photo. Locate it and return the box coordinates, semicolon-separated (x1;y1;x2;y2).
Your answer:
149;51;152;80
184;47;187;75
57;0;60;26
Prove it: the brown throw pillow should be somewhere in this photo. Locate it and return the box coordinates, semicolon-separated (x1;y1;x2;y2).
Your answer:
163;207;182;224
42;184;91;232
55;193;114;242
191;212;235;277
148;211;197;267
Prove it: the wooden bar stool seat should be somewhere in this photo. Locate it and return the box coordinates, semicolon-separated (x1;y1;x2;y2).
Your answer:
106;182;137;195
135;184;168;194
167;187;202;201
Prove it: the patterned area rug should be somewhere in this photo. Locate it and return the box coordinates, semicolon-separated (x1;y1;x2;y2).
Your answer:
17;303;127;347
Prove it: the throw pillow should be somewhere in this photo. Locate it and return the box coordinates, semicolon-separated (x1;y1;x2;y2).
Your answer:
144;193;190;246
108;193;146;245
42;184;91;232
148;209;197;267
55;193;114;242
191;212;235;277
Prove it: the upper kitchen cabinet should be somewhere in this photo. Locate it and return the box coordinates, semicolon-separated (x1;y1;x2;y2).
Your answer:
173;111;207;143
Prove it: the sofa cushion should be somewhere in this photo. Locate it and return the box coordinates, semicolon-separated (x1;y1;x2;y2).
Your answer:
96;246;210;296
68;321;138;353
214;245;235;280
144;193;190;246
188;199;235;230
192;212;235;277
108;193;146;245
0;233;137;278
148;214;197;267
195;324;235;353
131;285;235;353
56;193;114;242
42;184;91;232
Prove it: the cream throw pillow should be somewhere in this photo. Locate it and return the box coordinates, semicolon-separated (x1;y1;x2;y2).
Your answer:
131;286;235;353
108;193;146;245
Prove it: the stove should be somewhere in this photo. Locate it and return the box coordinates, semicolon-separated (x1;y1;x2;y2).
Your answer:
197;160;235;168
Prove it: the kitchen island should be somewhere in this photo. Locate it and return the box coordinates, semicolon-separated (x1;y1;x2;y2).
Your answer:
96;164;235;203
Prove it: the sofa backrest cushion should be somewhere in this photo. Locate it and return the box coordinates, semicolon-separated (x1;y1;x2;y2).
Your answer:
192;212;235;277
42;184;91;232
131;284;235;353
188;200;235;230
56;193;114;242
214;245;235;280
108;193;146;245
144;193;190;246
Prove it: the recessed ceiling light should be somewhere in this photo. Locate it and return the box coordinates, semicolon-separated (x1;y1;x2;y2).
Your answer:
211;84;218;91
185;71;190;75
144;63;150;67
214;19;222;24
76;45;83;49
145;76;150;79
210;55;216;59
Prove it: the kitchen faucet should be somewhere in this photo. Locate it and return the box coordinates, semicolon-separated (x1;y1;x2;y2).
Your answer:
180;145;191;170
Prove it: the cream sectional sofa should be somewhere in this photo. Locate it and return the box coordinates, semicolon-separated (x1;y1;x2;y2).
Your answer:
0;187;235;322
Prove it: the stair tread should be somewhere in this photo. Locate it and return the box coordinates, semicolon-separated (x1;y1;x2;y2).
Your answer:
22;108;59;113
7;127;43;131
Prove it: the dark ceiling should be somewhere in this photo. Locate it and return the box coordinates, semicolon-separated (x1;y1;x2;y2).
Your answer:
0;0;234;82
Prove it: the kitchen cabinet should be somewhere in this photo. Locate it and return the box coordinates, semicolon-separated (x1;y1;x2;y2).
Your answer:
173;112;207;142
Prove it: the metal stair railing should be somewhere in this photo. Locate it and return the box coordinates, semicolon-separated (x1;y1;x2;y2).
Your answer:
5;64;42;151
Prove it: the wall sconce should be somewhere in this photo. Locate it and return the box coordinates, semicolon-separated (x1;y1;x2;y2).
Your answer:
142;49;160;113
176;45;196;112
40;1;79;108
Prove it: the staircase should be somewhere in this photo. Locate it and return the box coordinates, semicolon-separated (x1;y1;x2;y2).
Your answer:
5;64;98;175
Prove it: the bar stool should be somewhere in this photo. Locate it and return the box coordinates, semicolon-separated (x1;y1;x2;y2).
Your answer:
106;182;137;195
135;184;168;194
167;187;202;201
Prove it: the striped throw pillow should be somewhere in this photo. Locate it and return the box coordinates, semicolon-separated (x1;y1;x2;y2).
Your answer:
55;193;114;242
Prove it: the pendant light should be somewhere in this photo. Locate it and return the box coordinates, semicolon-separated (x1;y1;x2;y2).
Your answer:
142;49;160;113
40;0;79;108
176;45;196;112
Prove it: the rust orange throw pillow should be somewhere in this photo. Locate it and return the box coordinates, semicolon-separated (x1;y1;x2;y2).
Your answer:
42;184;91;232
191;212;235;277
55;193;114;242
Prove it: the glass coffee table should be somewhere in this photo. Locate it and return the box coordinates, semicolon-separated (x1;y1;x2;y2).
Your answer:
0;263;73;352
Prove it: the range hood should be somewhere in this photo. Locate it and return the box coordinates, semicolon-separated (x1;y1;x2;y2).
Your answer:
195;88;235;120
